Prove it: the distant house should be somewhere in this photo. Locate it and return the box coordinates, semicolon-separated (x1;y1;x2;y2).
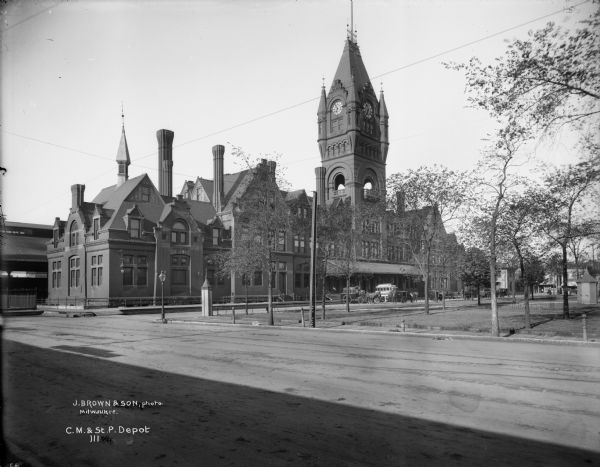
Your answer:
1;221;53;301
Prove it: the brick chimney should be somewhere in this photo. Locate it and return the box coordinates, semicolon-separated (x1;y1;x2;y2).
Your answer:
212;145;225;212
315;167;326;207
71;184;85;211
157;129;174;198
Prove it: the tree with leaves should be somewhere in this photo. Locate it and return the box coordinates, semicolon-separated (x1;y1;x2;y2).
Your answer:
532;155;600;319
387;165;470;314
462;121;531;336
218;156;291;326
501;191;542;328
447;4;599;139
459;247;490;306
324;200;361;314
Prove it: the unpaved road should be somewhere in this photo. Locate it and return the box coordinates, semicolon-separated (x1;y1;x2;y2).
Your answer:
3;315;600;466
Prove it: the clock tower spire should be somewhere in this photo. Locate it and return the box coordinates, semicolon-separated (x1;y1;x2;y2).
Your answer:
315;13;388;207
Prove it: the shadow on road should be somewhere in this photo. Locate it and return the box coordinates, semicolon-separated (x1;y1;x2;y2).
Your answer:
4;340;599;466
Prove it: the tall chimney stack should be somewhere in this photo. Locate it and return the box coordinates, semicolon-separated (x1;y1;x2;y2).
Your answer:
315;167;326;207
212;145;225;212
156;129;174;198
71;184;85;211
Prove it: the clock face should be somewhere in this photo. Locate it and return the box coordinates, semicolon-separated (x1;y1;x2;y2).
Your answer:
332;101;343;115
362;102;373;119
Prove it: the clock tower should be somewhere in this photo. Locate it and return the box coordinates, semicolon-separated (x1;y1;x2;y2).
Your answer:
315;29;389;207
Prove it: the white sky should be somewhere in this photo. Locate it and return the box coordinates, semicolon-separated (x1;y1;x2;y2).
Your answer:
1;0;594;225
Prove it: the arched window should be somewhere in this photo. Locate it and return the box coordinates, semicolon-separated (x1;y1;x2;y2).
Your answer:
363;177;378;200
69;221;79;247
334;174;345;191
171;220;189;245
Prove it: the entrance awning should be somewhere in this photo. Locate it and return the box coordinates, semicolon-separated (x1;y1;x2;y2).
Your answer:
328;260;421;276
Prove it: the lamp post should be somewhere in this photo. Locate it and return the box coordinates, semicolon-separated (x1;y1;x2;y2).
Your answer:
158;270;166;323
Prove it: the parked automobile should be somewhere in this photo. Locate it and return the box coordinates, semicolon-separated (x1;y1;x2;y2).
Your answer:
375;283;398;302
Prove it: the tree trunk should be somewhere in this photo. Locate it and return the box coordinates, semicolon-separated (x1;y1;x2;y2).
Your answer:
530;283;535;300
424;251;431;314
520;259;530;329
346;276;350;313
490;255;500;337
442;291;446;311
561;243;570;319
477;285;481;306
267;267;274;326
321;269;327;320
245;284;249;315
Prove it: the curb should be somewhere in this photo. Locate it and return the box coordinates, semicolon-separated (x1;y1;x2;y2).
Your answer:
155;318;600;346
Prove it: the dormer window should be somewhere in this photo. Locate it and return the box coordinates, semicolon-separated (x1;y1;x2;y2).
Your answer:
53;228;59;248
69;221;79;246
171;220;189;245
129;218;141;238
93;218;100;240
124;205;143;239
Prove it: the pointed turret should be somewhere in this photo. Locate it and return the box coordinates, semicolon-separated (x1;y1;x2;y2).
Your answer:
317;84;328;159
116;110;130;187
379;89;389;162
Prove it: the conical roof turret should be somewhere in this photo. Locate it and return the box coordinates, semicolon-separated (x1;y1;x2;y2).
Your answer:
379;89;389;119
318;84;327;116
116;125;131;164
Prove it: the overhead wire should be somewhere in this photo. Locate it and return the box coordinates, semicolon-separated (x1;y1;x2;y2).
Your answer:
3;0;590;218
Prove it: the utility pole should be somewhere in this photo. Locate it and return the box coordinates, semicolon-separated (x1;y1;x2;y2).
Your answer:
309;191;318;328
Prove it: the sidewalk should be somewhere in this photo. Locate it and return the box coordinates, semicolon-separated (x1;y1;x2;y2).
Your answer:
13;298;599;344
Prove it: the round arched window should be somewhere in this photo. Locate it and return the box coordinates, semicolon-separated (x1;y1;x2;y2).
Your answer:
334;174;346;191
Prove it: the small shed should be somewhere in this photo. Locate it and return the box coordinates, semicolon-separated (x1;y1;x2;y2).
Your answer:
576;271;598;305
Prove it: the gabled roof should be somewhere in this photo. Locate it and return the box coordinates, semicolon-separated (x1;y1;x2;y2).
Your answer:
90;174;165;231
186;200;216;224
221;170;252;211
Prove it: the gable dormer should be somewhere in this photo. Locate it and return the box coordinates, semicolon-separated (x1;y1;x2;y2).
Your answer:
123;204;143;239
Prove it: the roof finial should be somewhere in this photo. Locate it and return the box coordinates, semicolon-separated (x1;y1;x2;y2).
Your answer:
121;101;125;128
380;81;383;93
347;0;356;43
322;75;325;88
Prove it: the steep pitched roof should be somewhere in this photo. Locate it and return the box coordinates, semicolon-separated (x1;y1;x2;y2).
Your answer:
90;174;165;231
187;200;217;224
331;39;372;97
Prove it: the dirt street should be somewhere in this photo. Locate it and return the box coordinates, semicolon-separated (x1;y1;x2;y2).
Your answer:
3;315;600;466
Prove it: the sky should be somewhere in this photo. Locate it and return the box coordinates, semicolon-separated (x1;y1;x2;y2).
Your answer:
1;0;595;225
